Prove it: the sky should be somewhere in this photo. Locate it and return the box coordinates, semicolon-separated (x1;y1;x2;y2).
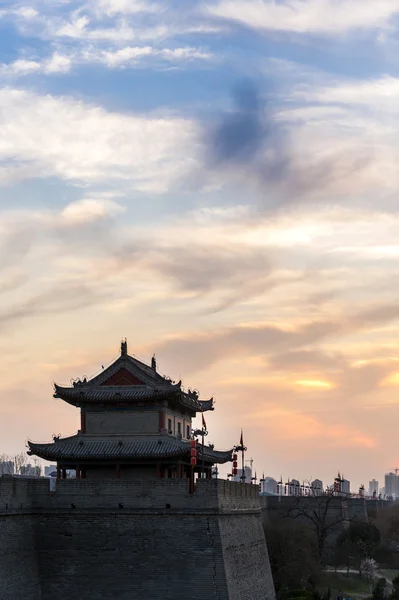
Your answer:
2;0;399;491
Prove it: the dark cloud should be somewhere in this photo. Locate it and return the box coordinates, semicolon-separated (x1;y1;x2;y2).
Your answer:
268;349;346;372
153;320;339;377
205;79;371;209
153;301;399;376
145;243;275;311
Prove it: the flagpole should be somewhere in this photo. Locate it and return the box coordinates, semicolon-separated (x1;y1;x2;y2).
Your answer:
201;428;205;479
235;429;247;484
201;411;206;479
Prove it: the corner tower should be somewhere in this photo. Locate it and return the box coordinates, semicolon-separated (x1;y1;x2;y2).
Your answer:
28;341;232;480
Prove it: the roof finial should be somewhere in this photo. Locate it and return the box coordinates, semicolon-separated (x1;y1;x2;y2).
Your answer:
121;339;127;356
151;354;156;371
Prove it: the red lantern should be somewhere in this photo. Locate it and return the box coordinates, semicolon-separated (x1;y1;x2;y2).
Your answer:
233;453;237;461
233;461;238;468
190;440;196;448
232;468;237;475
191;457;197;467
190;448;197;457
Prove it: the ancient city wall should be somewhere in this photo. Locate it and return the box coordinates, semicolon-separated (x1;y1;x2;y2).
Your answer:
0;476;275;600
0;514;41;600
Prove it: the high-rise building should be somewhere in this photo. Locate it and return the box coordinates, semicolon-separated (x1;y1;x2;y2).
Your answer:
288;479;300;495
385;472;399;499
233;466;252;483
368;479;378;497
311;479;323;495
341;479;350;495
0;461;14;475
260;477;278;495
20;464;41;477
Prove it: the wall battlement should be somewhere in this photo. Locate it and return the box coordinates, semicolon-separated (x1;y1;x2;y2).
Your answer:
0;476;260;513
0;476;275;600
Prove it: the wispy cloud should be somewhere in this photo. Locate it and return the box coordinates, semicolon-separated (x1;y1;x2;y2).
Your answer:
0;88;198;191
205;0;399;35
0;53;71;76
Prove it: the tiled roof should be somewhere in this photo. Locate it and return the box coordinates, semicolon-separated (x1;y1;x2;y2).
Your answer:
53;351;214;412
54;384;178;402
197;398;214;411
27;436;233;464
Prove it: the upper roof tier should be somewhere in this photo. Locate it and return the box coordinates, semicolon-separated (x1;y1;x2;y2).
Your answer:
53;341;214;413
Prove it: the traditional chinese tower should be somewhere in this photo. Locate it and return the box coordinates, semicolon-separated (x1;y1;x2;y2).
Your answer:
28;340;232;480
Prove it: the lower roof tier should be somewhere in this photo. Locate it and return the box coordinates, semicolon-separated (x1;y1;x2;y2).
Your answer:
27;435;233;464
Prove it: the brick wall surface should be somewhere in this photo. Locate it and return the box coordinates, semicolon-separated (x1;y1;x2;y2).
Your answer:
0;477;276;600
0;515;41;600
220;513;275;600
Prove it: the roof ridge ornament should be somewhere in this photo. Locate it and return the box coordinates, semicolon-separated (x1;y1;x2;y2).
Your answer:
151;354;156;371
121;338;128;357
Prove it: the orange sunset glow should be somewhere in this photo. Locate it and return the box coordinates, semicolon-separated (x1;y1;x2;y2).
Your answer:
2;0;399;494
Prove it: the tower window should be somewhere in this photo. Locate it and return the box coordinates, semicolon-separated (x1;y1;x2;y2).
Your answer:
186;425;190;439
177;422;182;435
168;418;172;434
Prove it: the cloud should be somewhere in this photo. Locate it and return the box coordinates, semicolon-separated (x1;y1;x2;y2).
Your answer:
86;45;213;67
61;198;126;224
298;74;399;114
91;0;158;16
152;299;399;376
13;6;39;19
204;79;373;211
144;243;274;310
205;0;399;35
0;53;71;76
0;45;213;79
0;87;198;192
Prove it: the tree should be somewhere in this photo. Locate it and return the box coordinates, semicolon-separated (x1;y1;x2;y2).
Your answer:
0;452;28;475
391;573;399;600
347;521;380;557
264;519;321;593
13;452;28;475
335;521;380;568
287;492;356;562
359;557;378;594
372;577;387;600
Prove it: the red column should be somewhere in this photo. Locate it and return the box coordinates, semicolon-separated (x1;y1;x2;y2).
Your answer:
76;466;80;479
116;464;121;479
62;469;66;479
57;465;61;480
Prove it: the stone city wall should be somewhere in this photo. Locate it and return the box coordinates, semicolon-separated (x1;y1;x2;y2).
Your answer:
0;477;275;600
